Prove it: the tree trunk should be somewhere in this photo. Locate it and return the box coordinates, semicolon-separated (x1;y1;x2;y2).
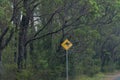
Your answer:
0;49;4;80
18;30;24;69
17;14;29;69
29;42;34;68
0;49;2;62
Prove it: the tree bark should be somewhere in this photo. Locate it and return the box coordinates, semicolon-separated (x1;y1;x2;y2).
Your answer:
0;49;2;62
17;15;29;70
0;49;4;80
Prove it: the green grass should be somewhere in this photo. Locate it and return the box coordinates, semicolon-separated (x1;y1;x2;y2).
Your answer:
73;73;105;80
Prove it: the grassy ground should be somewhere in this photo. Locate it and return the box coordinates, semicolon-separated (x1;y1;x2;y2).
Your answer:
73;73;105;80
103;71;120;80
73;71;120;80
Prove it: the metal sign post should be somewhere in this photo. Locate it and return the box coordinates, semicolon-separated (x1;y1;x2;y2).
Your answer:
66;50;69;80
61;39;73;80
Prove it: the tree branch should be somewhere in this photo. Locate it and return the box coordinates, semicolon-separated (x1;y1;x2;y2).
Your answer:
1;29;14;49
0;28;9;42
25;13;86;46
33;7;64;37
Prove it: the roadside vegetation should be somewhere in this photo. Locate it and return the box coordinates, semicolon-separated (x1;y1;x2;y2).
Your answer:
0;0;120;80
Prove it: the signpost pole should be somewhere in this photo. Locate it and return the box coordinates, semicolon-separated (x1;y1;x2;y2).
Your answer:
66;50;69;80
61;39;72;80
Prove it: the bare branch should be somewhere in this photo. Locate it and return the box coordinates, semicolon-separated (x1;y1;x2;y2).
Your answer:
25;15;82;46
1;29;14;49
0;28;9;41
33;7;64;37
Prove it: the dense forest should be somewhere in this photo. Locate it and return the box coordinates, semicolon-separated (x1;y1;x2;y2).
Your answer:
0;0;120;80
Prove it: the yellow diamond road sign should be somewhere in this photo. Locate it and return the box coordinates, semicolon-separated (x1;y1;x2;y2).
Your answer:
61;39;73;50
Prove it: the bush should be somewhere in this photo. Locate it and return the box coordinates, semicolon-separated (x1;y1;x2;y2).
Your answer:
16;70;33;80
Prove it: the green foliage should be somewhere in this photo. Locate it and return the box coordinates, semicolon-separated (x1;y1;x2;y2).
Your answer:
1;0;120;80
74;73;105;80
89;0;100;15
0;7;5;19
54;0;63;4
79;49;100;76
74;26;100;42
16;70;33;80
0;0;11;22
